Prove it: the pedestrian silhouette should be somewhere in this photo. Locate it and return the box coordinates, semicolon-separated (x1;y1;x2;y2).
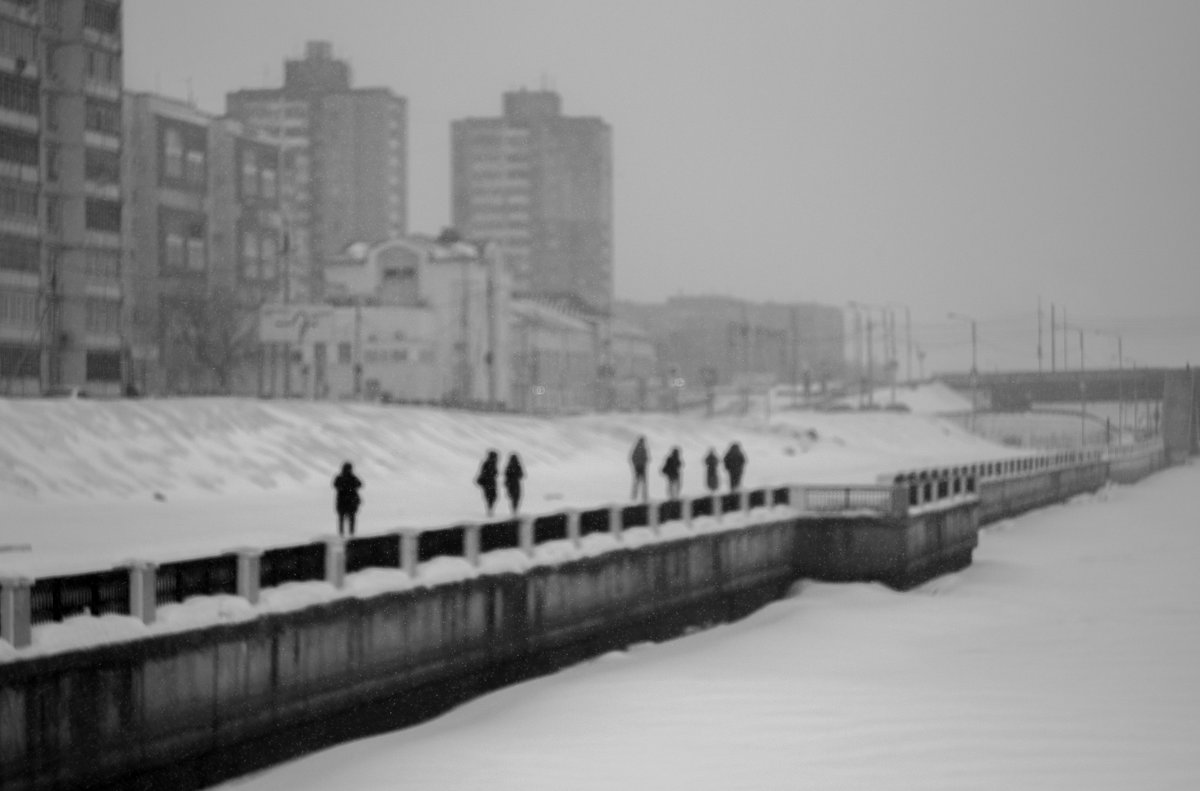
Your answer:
332;461;363;537
476;450;500;516
630;436;650;501
661;446;683;500
703;448;720;493
723;441;747;492
504;453;524;515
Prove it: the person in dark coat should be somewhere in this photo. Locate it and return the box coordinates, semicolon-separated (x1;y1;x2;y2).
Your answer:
630;436;650;502
661;446;683;500
704;448;720;493
504;453;524;515
476;450;500;516
332;462;363;537
723;442;747;492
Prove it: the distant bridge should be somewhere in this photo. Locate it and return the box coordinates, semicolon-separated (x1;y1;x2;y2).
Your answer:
939;367;1198;461
938;367;1175;408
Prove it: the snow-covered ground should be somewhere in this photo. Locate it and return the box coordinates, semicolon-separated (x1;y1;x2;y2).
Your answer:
221;464;1200;791
0;393;1023;578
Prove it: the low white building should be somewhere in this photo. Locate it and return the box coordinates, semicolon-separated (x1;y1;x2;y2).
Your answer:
262;235;511;404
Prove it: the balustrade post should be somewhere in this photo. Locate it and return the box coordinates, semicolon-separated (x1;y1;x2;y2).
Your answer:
233;548;262;605
647;500;660;534
713;493;722;522
402;533;419;578
682;498;693;527
790;485;805;512
124;561;157;625
464;523;481;567
609;504;624;540
0;576;32;649
566;510;582;548
323;537;345;589
519;517;535;556
739;490;749;514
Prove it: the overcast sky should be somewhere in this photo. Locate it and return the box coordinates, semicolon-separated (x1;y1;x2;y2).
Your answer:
125;0;1200;371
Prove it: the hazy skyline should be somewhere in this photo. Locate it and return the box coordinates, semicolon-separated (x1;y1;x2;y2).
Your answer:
124;0;1200;371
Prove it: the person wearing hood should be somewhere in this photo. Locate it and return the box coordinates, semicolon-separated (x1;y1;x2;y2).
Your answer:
630;436;650;501
703;448;720;493
504;453;525;515
661;446;683;500
332;462;363;537
476;450;500;516
723;441;747;492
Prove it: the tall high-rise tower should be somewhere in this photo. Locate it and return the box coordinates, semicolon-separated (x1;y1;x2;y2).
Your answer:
452;89;612;313
226;41;407;299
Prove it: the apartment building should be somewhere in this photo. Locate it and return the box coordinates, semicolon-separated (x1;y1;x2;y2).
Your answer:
226;41;407;298
452;89;612;313
124;92;283;395
0;0;124;395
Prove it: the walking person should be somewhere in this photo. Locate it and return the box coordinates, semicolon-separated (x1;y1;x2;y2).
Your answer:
630;435;650;501
332;461;363;538
504;452;525;515
476;450;500;517
704;447;720;493
661;446;683;500
723;441;747;492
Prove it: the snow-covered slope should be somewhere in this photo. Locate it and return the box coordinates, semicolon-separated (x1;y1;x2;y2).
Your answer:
0;397;1021;576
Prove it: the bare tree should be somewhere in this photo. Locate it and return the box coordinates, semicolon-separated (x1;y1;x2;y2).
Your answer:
162;285;262;394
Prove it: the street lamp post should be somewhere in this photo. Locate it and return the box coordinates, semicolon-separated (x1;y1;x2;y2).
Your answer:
948;312;978;427
1093;330;1124;443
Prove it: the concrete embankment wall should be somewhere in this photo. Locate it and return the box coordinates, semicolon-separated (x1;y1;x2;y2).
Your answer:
0;445;1171;790
1;521;804;791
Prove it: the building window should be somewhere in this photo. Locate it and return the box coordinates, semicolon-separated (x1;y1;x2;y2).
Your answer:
84;98;121;135
0;234;39;273
83;1;121;35
186;229;206;272
0;288;37;328
185;149;205;186
159;208;206;272
84;248;120;278
85;350;122;382
45;95;59;131
261;166;277;199
163;127;183;179
0;179;37;220
0;72;38;116
84;297;120;334
84;148;120;184
45;197;62;232
85;198;121;233
337;342;352;364
44;0;63;30
84;49;120;85
0;343;39;377
159;119;207;190
0;130;36;172
241;148;258;197
0;19;38;63
44;143;60;181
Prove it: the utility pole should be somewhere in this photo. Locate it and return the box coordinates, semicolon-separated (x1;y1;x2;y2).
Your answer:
1079;328;1086;446
1062;307;1069;370
904;306;912;386
865;316;874;407
1050;302;1056;372
1037;297;1043;373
